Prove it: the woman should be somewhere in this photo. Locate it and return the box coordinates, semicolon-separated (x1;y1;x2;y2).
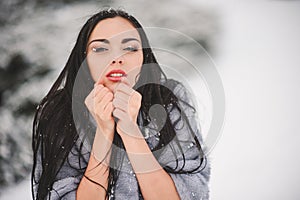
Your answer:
31;8;210;200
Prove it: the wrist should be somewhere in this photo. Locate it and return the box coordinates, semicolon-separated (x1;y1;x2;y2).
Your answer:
91;128;114;164
119;123;144;141
96;126;114;139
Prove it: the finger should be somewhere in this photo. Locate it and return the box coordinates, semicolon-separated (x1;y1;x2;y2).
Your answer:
114;90;129;102
95;92;113;112
85;87;97;107
92;84;104;98
94;83;104;90
112;97;127;112
95;91;113;106
113;108;127;121
114;82;134;96
93;82;104;89
94;85;110;99
104;101;114;114
102;102;114;120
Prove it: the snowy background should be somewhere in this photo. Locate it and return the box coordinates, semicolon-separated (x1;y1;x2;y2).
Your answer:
1;0;300;199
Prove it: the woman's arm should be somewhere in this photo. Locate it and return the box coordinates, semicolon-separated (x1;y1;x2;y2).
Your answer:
77;80;116;199
119;125;181;200
112;77;181;199
76;127;114;200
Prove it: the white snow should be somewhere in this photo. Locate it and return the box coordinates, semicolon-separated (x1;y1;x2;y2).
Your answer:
0;176;31;200
207;1;300;200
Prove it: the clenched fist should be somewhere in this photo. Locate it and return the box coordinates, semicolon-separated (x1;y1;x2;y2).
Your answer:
112;76;143;139
84;81;115;134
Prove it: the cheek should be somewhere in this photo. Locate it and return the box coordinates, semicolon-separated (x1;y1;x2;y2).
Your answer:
127;52;143;68
87;55;110;81
126;52;143;85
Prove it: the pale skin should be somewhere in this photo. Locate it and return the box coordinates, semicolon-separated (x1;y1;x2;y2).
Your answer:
76;16;180;200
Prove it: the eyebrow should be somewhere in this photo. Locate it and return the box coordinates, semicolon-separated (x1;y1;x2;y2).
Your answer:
121;38;140;44
88;37;140;46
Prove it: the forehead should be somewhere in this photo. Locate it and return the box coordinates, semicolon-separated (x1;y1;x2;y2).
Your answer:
88;16;141;42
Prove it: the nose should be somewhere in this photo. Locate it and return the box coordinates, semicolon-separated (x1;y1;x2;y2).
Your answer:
111;55;124;65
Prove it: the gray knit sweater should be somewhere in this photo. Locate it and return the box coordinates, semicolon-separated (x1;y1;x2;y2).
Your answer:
33;80;211;200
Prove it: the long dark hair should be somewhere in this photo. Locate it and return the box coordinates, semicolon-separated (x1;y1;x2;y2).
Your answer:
31;8;207;200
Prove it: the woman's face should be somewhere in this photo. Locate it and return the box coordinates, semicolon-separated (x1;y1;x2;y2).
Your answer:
86;16;143;92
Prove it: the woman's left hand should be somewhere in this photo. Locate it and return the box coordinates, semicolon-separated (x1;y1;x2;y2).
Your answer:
112;76;143;139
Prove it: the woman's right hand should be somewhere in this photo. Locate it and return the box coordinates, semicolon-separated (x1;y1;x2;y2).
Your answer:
84;82;115;134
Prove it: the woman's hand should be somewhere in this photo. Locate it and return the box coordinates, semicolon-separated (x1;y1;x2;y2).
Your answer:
84;81;115;134
112;76;143;139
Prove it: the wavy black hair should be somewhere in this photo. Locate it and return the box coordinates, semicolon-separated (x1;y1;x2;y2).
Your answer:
31;8;207;200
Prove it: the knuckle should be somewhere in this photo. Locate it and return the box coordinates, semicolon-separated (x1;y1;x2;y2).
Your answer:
112;98;117;105
99;114;104;119
107;92;113;99
85;100;91;109
113;91;118;97
103;87;109;92
135;91;141;98
113;108;118;115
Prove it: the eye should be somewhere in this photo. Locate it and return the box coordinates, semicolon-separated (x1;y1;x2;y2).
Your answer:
124;46;138;52
92;47;108;53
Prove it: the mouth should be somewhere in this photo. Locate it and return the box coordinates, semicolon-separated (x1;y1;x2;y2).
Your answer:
106;69;127;82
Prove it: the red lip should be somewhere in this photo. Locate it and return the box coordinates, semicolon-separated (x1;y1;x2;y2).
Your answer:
105;69;127;82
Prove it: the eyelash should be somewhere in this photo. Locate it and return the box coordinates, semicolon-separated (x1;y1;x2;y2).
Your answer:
124;46;138;52
92;46;139;53
92;47;107;52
